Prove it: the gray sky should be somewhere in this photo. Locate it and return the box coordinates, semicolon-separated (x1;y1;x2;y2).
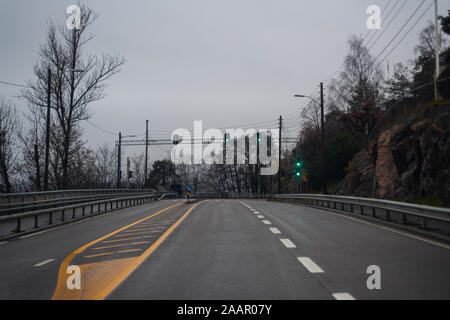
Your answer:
1;0;449;161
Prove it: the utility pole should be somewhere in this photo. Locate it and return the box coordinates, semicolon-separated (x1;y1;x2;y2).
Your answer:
44;67;51;191
320;82;328;194
126;157;130;189
256;132;260;195
278;115;282;194
144;120;149;187
117;132;122;188
434;0;440;101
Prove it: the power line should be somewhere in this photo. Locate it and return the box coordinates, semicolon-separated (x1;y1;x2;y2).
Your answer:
376;1;434;69
0;80;30;89
367;0;407;52
85;120;118;136
366;0;403;49
367;0;428;73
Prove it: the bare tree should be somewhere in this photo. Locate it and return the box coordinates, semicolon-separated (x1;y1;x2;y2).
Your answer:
94;143;116;188
0;98;20;193
22;4;125;189
131;153;145;188
328;35;384;112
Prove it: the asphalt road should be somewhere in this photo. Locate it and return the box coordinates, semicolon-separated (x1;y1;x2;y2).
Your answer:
0;199;449;299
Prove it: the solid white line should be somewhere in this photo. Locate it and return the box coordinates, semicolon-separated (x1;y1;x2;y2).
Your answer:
34;259;55;267
20;229;51;239
262;220;272;225
257;215;264;219
269;227;281;234
297;257;324;273
333;293;356;300
280;238;296;248
0;241;7;246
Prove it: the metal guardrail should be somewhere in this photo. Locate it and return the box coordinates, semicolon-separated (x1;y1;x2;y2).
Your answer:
0;189;153;206
273;194;450;233
0;191;154;215
0;192;177;239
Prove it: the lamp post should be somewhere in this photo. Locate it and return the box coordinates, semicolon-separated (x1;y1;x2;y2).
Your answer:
294;82;328;194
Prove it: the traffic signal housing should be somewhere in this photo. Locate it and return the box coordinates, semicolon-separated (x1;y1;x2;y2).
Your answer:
294;158;302;179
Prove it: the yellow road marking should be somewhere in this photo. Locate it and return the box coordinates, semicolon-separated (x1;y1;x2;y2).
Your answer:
114;231;160;237
84;249;142;259
51;201;184;300
101;235;155;244
91;200;206;300
126;226;165;232
92;241;150;250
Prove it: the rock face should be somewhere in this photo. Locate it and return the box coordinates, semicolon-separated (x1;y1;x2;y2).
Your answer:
335;104;450;201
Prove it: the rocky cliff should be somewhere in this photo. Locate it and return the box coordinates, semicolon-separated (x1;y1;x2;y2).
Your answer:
335;103;450;203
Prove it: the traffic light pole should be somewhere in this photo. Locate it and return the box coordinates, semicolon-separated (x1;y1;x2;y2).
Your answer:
320;82;328;194
144;120;149;187
117;132;122;188
278;116;282;194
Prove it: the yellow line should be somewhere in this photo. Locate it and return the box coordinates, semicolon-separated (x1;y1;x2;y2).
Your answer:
125;227;165;232
92;241;150;250
114;231;160;237
92;200;206;299
51;201;183;300
84;248;142;259
101;235;155;244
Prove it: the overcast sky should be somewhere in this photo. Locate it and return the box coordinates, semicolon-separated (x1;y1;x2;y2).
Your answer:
0;0;449;161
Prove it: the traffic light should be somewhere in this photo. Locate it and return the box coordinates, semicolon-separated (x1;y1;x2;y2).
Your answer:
224;133;230;142
294;158;302;179
257;132;261;143
128;170;134;179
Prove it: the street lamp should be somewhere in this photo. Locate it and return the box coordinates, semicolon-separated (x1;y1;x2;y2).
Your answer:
294;82;328;194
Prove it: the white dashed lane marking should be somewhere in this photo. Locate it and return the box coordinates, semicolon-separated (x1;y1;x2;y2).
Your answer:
262;220;272;225
269;227;281;234
280;238;296;248
257;215;264;219
34;259;55;267
332;293;356;300
297;257;324;273
0;241;7;246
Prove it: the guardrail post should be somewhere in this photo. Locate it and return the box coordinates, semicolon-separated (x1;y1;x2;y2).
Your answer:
91;204;93;214
49;212;53;225
72;207;76;219
372;207;376;218
16;218;21;232
386;209;390;221
402;212;407;225
350;203;353;213
82;206;85;217
422;217;428;230
61;209;65;221
34;215;38;228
